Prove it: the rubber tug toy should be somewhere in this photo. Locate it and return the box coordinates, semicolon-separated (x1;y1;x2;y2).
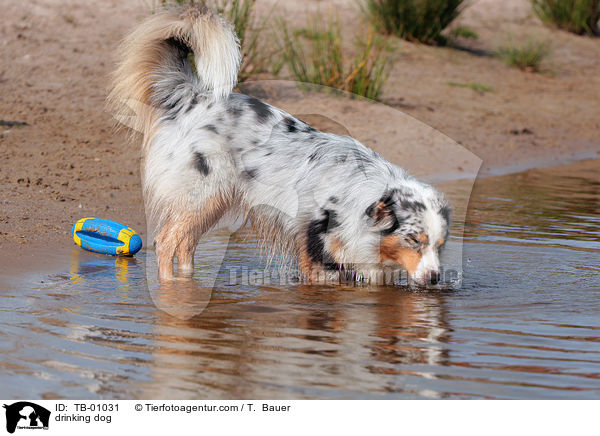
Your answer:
72;217;142;256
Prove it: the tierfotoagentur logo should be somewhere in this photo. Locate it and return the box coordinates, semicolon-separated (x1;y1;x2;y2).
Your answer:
2;402;50;434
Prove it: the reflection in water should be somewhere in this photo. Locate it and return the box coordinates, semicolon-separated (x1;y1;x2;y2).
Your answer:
68;249;137;298
0;159;599;399
142;283;451;399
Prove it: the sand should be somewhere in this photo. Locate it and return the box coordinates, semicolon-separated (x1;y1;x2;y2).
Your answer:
1;0;599;269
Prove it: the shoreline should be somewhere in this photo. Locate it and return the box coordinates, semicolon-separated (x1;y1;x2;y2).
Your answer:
2;155;599;289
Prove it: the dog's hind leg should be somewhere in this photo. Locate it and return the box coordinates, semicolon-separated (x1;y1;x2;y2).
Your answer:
155;219;182;281
175;230;200;276
156;196;231;280
155;214;200;280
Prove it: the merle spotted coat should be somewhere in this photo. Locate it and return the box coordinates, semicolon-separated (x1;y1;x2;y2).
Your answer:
108;6;450;285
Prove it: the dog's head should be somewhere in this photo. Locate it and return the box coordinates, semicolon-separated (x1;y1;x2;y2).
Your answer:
366;185;450;286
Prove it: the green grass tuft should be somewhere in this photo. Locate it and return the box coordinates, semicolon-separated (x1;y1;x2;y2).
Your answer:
362;0;466;44
446;81;492;94
279;13;393;100
449;25;479;39
497;38;552;73
532;0;600;36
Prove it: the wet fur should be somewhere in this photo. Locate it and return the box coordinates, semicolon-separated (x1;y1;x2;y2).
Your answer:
108;6;450;285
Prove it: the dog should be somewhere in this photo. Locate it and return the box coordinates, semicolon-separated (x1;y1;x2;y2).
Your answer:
107;5;450;286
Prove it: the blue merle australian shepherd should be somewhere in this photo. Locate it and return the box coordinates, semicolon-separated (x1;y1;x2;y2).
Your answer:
108;5;450;286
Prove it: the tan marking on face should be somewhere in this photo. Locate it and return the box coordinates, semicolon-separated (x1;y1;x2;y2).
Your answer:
379;235;422;275
417;233;429;245
379;235;400;262
436;237;445;248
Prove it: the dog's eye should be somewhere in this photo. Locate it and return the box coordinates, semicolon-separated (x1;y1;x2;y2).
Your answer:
406;234;420;246
404;235;423;254
404;235;427;255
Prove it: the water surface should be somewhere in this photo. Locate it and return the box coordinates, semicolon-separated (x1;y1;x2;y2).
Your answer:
1;159;599;399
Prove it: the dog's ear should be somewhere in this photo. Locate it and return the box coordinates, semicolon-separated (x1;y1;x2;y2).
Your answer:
434;191;452;225
366;191;399;234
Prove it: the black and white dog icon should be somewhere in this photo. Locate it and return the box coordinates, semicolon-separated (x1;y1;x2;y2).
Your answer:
3;402;50;434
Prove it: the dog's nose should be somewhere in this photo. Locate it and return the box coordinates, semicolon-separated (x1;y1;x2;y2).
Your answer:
427;270;440;285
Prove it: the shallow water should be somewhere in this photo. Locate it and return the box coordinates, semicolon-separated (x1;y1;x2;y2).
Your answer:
1;159;599;400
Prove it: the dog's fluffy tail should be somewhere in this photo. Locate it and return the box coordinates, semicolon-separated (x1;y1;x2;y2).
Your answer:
107;6;240;141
